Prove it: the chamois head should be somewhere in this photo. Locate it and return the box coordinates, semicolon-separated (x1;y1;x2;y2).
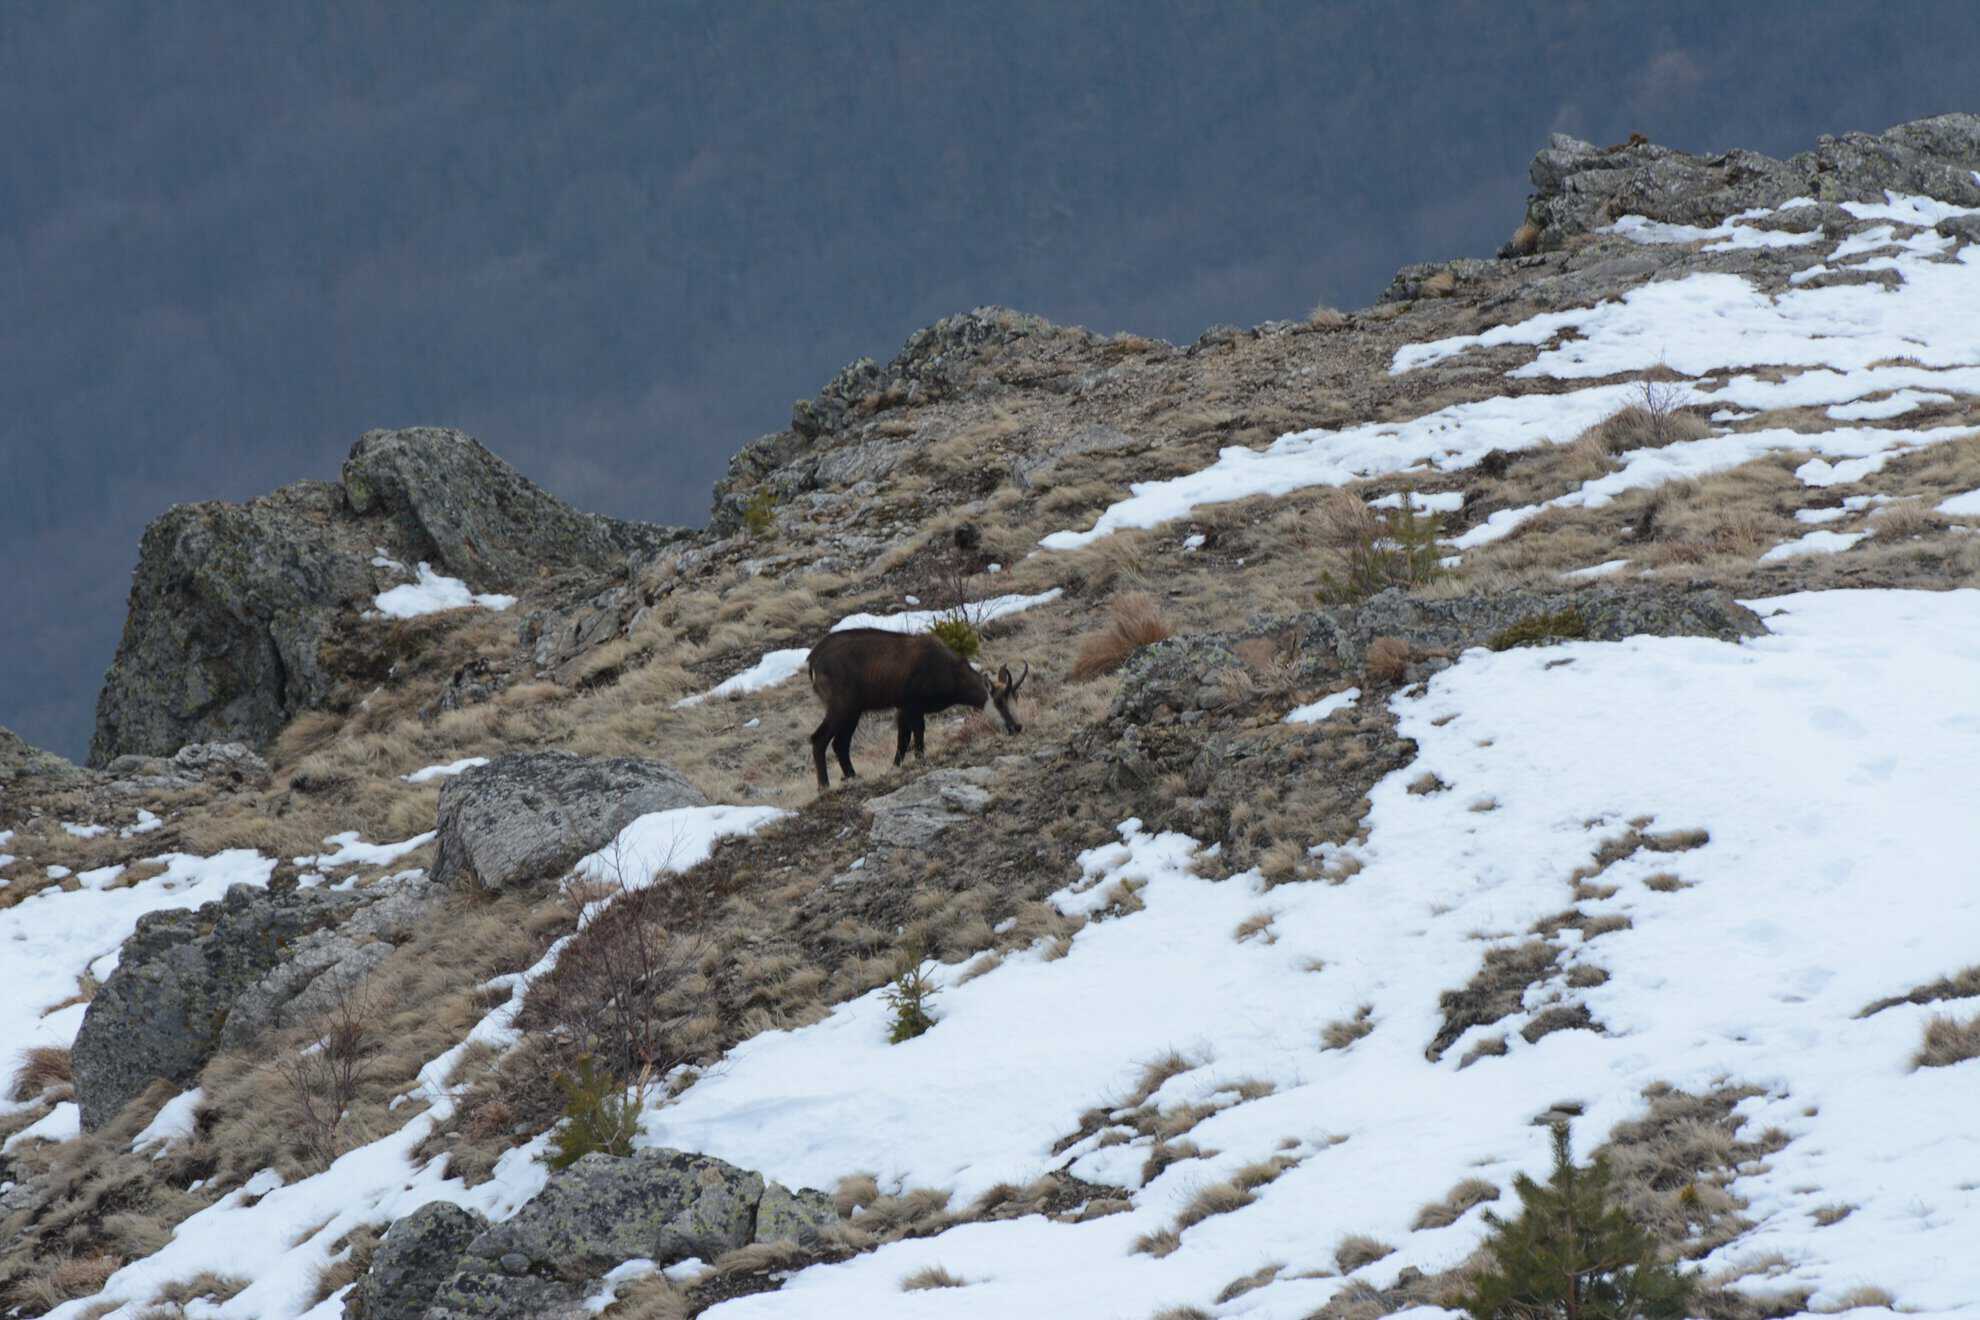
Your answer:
986;661;1028;734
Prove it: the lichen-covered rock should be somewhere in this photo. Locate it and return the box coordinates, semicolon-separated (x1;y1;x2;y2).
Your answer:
421;1266;587;1320
709;306;1074;533
341;427;683;593
346;1202;488;1320
429;752;706;893
753;1181;839;1246
464;1148;763;1277
0;724;83;784
90;429;686;765
1515;114;1980;252
102;741;274;794
70;879;358;1130
1112;585;1764;727
89;480;374;764
220;869;444;1048
864;766;996;849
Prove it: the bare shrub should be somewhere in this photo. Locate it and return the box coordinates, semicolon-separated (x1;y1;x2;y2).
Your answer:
1913;1011;1980;1069
9;1045;72;1101
519;841;707;1079
272;981;382;1169
1586;381;1713;454
1070;593;1173;681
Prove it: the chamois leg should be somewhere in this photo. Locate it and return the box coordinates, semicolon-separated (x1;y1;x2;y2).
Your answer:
811;718;835;788
833;712;860;781
894;709;913;767
912;712;926;760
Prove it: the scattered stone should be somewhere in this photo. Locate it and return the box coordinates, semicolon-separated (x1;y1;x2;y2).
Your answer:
864;766;996;849
430;752;706;892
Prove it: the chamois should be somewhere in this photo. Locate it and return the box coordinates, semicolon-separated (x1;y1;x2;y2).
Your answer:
806;628;1028;788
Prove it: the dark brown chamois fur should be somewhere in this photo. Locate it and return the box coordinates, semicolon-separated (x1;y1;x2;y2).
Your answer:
806;629;1028;788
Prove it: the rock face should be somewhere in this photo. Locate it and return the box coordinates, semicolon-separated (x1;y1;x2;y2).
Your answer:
89;428;687;765
70;872;442;1130
341;428;681;593
429;752;707;893
347;1202;489;1320
380;1149;837;1318
1515;113;1980;252
1113;585;1765;724
89;480;375;766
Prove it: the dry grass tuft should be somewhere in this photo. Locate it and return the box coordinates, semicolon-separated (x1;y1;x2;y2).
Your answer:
1070;592;1173;681
1333;1233;1395;1272
1411;1175;1500;1229
1173;1180;1256;1232
1815;1285;1896;1312
1321;1005;1374;1051
1128;1050;1198;1106
1232;910;1278;944
1214;1262;1286;1303
900;1264;967;1291
1913;1012;1980;1069
9;1045;73;1101
1364;636;1411;686
1811;1203;1855;1227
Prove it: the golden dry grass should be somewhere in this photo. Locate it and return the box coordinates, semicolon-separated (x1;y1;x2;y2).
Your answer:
9;1045;72;1101
1333;1233;1394;1273
899;1265;967;1291
1913;1012;1980;1069
1069;592;1173;681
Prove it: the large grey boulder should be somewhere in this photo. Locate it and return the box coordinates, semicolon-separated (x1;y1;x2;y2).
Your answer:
1515;114;1980;252
341;428;682;594
467;1149;762;1275
355;1153;837;1317
89;480;374;764
347;1202;488;1320
421;1269;588;1320
430;752;706;893
66;873;443;1130
220;869;444;1049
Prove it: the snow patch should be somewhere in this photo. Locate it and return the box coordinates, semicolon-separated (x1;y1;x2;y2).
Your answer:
368;563;517;619
1284;688;1360;725
401;757;491;784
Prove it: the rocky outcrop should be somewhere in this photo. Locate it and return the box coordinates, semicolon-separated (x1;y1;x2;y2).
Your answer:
341;428;683;593
101;741;272;794
0;725;83;785
69;871;442;1130
1112;585;1765;724
429;752;707;893
1514;113;1980;252
89;480;376;765
90;429;687;765
369;1150;837;1318
709;307;1071;533
348;1202;488;1320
